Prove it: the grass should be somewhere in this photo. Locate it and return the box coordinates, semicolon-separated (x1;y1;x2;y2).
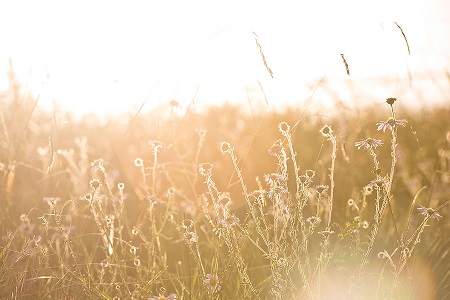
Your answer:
1;76;450;300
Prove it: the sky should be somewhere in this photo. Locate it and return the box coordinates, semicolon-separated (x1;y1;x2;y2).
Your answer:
0;0;449;116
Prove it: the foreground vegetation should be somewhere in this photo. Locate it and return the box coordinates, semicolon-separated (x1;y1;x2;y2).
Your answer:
1;83;449;299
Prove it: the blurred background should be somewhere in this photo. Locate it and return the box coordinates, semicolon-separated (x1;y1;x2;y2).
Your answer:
0;0;449;116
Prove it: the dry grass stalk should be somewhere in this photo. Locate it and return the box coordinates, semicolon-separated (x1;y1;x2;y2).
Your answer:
394;22;411;55
253;31;274;78
340;53;350;76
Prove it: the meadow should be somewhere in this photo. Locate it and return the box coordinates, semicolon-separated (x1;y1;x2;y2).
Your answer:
0;78;449;299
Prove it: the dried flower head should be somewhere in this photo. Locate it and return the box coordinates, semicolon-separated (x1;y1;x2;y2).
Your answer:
134;158;144;167
320;125;333;137
355;138;383;150
169;99;182;108
149;140;164;152
199;163;213;176
305;170;315;179
376;118;407;132
314;185;329;194
347;199;355;207
220;142;233;154
131;227;139;235
278;122;290;136
89;179;102;190
417;206;442;219
167;187;176;195
218;192;232;207
386;97;397;106
369;176;389;190
181;219;194;229
20;214;30;223
361;220;369;229
363;185;374;195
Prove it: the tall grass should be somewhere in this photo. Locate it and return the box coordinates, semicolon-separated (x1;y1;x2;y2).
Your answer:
0;77;449;299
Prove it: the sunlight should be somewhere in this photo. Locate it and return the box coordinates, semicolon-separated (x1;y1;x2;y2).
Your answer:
0;0;448;116
2;3;450;298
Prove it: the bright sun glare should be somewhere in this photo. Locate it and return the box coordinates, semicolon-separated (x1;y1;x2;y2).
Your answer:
0;0;449;116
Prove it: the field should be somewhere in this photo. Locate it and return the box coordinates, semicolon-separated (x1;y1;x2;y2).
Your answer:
1;78;449;299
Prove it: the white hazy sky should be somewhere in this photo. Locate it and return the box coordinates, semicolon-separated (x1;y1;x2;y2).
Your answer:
0;0;449;115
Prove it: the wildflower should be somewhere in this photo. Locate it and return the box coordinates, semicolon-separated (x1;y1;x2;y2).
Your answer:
182;231;198;245
218;215;240;228
269;139;284;156
314;185;329;194
318;230;334;237
417;206;442;219
306;216;321;225
43;197;61;208
148;293;177;300
204;274;221;292
134;158;144;167
90;158;104;170
320;125;333;137
386;97;397;106
247;190;266;198
271;186;288;195
355;138;383;150
199;163;213;176
376;118;408;132
149;140;164;152
264;173;284;186
369;176;389;189
89;179;102;190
